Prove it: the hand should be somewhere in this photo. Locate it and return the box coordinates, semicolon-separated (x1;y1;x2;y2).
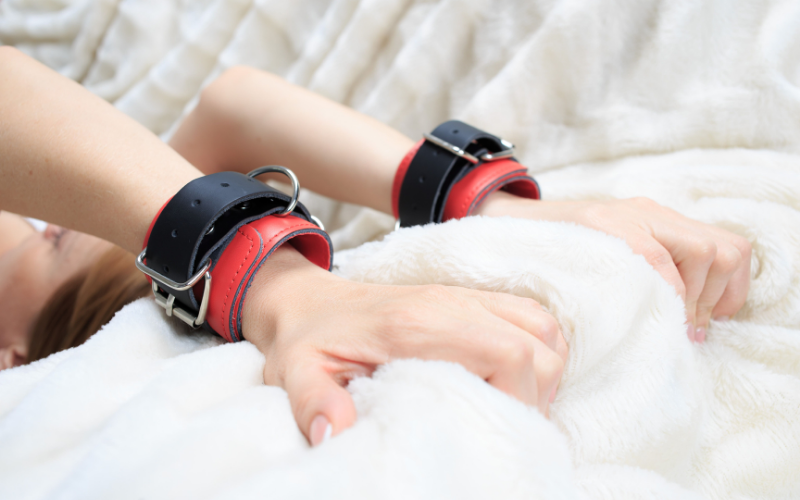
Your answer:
241;246;567;446
477;192;751;343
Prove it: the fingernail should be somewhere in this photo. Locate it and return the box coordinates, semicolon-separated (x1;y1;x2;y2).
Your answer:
309;415;332;447
695;327;706;343
714;316;730;322
686;324;696;342
323;422;332;443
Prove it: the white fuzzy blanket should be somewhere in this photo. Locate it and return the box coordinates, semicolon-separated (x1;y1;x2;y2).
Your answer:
1;1;799;499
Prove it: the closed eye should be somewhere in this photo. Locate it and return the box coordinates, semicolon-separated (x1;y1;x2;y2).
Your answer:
44;226;68;250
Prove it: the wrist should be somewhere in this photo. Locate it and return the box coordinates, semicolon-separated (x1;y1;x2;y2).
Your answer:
240;245;339;348
393;120;540;227
473;190;547;217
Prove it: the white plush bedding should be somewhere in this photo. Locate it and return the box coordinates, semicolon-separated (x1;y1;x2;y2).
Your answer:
1;1;799;499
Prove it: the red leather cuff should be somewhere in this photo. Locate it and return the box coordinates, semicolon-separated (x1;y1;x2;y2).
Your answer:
206;214;331;342
392;137;540;224
441;159;540;221
139;171;333;343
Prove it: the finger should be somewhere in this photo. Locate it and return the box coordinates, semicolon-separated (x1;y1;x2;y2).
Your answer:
483;333;540;408
382;286;561;411
644;225;718;339
466;292;567;407
707;230;752;321
625;234;686;301
468;291;567;362
480;332;563;414
528;337;564;416
283;359;358;447
393;308;546;407
416;322;542;407
694;240;741;338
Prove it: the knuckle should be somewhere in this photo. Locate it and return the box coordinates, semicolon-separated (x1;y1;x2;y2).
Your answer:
521;297;543;310
536;315;560;343
495;337;533;369
714;244;742;274
643;244;673;269
732;235;752;259
693;239;718;262
538;349;565;385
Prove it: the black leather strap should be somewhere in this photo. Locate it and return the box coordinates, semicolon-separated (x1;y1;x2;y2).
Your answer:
397;120;511;227
145;171;314;311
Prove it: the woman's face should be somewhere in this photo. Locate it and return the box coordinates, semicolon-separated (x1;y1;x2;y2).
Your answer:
0;213;110;370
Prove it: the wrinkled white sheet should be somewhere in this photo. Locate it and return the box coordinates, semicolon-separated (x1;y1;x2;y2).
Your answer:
1;1;799;499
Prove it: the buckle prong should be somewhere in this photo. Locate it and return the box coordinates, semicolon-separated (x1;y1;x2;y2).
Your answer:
137;249;212;328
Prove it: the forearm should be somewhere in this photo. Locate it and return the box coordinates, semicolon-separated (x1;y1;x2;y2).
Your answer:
0;47;200;253
169;67;414;214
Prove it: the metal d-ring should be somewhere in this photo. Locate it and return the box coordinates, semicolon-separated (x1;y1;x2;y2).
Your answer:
247;165;300;216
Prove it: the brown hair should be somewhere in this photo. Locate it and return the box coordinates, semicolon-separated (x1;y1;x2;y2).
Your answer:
27;246;151;363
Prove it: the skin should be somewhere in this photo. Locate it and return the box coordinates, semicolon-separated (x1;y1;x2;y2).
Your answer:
171;66;751;343
0;52;751;446
0;47;564;447
0;212;110;370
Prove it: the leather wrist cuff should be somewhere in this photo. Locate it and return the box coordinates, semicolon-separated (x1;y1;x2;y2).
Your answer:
137;170;332;343
392;120;540;227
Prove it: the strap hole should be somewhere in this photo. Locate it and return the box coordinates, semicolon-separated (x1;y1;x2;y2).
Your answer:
171;229;178;238
191;199;201;207
163;265;170;273
452;129;459;134
221;183;230;187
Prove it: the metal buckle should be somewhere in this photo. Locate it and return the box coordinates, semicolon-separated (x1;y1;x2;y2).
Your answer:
422;133;515;164
135;249;212;328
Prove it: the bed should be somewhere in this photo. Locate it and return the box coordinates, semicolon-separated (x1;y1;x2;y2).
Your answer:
1;0;799;498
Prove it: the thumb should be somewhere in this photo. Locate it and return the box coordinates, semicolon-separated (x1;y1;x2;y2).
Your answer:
284;361;358;446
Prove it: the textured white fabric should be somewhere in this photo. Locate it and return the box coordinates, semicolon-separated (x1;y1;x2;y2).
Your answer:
1;0;799;499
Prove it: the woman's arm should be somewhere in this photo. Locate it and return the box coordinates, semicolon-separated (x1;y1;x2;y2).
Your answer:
170;66;751;341
169;67;408;214
0;46;200;254
0;48;565;444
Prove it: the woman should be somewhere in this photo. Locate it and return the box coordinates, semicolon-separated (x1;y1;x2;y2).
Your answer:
0;47;751;445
